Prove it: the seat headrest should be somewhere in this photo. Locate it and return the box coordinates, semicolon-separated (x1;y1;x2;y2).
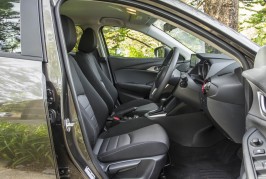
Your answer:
61;15;77;52
254;45;266;68
78;28;97;53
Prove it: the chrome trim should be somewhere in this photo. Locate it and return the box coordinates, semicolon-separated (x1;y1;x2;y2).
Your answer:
258;91;266;117
64;118;75;132
151;88;157;95
147;66;159;72
51;0;59;6
148;113;167;118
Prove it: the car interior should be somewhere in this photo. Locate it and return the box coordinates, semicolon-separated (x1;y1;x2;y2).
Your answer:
58;0;250;178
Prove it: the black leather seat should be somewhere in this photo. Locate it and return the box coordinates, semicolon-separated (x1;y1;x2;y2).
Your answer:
94;119;169;162
76;28;158;116
61;15;169;178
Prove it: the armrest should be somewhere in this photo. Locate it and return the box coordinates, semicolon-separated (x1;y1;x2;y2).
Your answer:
112;107;137;118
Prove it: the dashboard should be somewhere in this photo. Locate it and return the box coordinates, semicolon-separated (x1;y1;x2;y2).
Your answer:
189;53;239;83
174;53;246;143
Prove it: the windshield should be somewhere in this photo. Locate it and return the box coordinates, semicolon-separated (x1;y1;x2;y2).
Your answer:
153;20;221;54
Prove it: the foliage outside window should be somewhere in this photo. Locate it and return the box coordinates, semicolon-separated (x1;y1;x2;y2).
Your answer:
0;0;21;53
102;26;162;58
153;20;221;54
72;26;83;52
182;0;266;46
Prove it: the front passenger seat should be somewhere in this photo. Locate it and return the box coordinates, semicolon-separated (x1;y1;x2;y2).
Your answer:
76;28;158;116
61;15;169;178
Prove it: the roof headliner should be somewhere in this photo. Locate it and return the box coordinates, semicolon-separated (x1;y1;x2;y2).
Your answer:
60;0;156;26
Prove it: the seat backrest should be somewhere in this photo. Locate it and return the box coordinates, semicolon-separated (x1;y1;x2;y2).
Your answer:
61;15;109;146
76;28;118;113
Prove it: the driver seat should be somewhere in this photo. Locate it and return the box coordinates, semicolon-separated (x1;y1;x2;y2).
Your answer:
76;28;158;116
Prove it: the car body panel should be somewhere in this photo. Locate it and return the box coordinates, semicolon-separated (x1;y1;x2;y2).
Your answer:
0;57;57;178
0;0;59;177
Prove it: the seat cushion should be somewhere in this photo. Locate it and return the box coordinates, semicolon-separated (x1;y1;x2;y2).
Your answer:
114;99;158;116
93;118;169;162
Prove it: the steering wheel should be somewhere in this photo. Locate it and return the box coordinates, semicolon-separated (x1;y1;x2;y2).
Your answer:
149;47;180;102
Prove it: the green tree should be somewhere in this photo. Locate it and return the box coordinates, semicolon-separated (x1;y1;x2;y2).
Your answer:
0;0;20;52
183;0;266;46
239;0;266;46
72;26;84;52
102;27;129;56
182;0;239;30
103;26;162;58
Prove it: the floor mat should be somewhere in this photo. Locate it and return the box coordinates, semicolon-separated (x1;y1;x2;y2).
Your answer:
164;139;242;179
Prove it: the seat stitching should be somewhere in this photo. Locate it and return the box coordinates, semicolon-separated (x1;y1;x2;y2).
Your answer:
104;138;110;152
128;133;132;144
83;101;90;110
98;141;168;159
107;136;118;151
115;135;119;149
89;114;95;120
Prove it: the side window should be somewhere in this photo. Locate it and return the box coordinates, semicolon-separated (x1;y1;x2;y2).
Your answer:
102;26;163;58
153;20;221;54
0;0;21;53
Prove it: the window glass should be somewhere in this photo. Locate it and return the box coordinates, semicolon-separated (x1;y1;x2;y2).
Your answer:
102;26;163;58
153;19;221;54
72;26;83;53
0;0;21;53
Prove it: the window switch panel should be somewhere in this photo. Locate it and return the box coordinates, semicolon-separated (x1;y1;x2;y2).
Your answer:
254;149;265;155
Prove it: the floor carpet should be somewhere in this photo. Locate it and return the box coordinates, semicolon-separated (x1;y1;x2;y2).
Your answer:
163;139;242;179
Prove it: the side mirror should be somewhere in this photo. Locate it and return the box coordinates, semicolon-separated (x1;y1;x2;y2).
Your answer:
154;46;170;58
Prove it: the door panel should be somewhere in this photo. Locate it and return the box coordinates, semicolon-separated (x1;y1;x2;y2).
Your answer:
109;56;163;102
109;57;163;71
241;46;266;179
102;26;165;103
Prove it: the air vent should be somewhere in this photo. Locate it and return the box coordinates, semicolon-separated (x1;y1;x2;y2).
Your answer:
258;92;266;117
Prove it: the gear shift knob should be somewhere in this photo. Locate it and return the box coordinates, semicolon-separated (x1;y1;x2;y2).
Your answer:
160;98;167;108
146;98;168;116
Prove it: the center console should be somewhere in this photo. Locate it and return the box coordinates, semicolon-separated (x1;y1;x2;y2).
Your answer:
145;97;178;119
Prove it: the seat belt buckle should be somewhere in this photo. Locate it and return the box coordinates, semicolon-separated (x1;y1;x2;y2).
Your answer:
113;116;120;121
107;115;120;121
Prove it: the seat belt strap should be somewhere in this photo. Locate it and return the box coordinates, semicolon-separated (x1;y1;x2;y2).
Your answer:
94;50;114;83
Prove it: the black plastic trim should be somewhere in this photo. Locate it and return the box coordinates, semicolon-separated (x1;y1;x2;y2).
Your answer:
39;0;48;62
20;0;43;58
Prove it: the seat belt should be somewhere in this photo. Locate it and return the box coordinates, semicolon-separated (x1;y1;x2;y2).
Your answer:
94;50;121;106
93;50;114;83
